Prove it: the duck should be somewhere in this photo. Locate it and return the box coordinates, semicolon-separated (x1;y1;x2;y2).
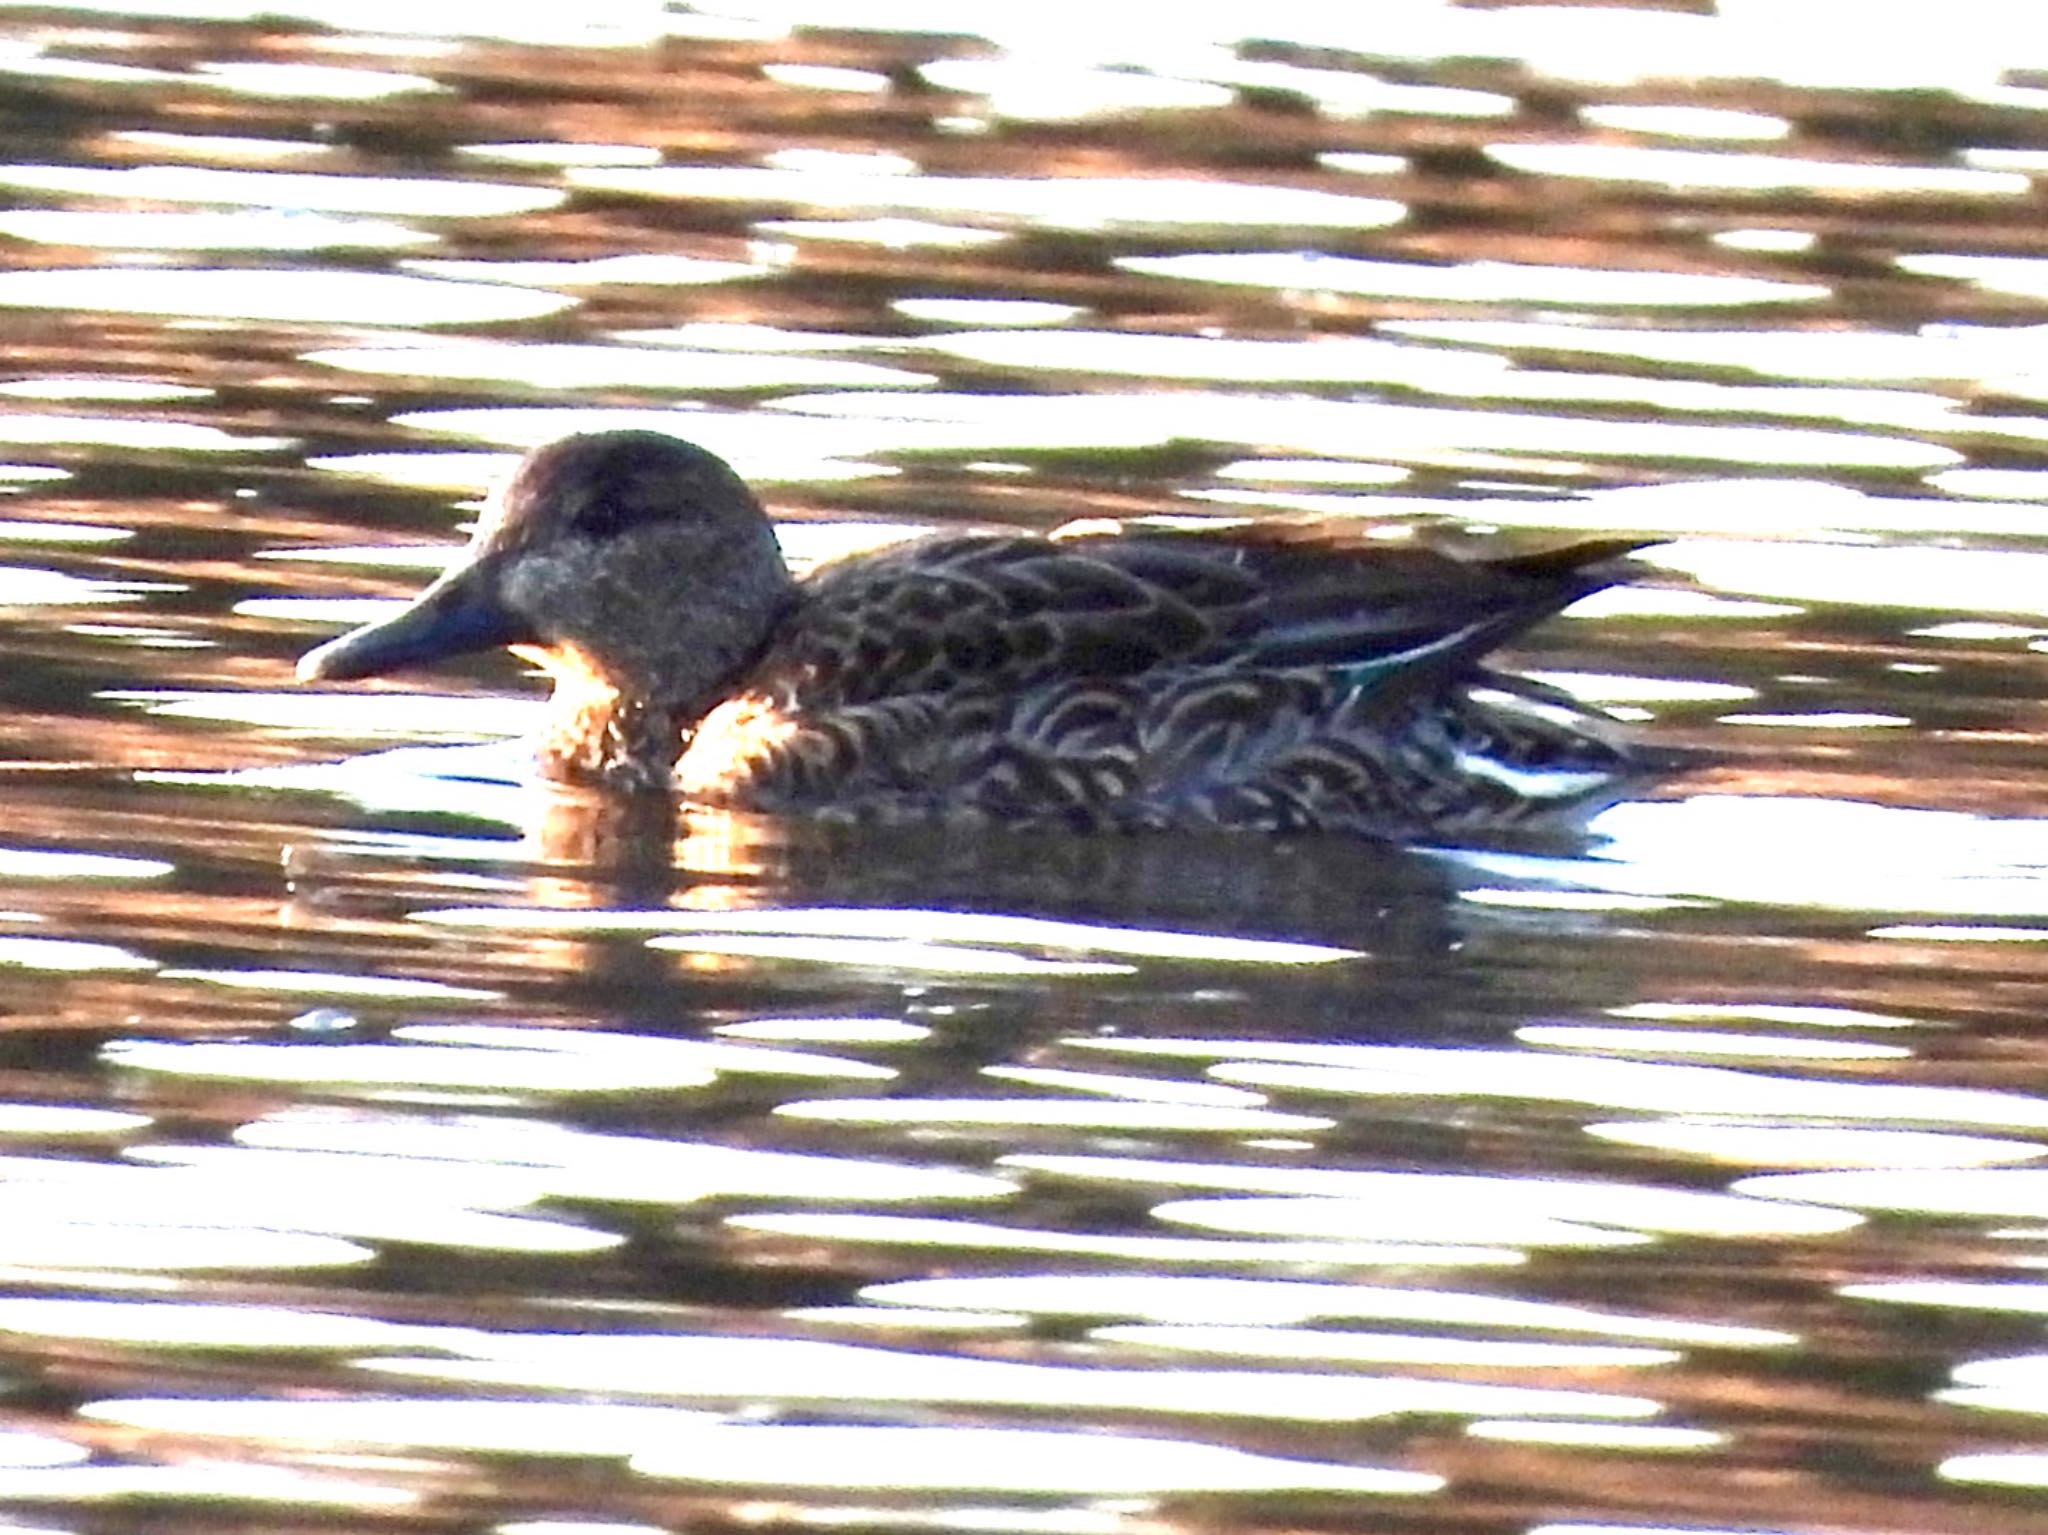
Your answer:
298;429;1668;836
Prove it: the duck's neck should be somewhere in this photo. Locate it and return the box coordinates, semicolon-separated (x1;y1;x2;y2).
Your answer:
520;643;695;793
518;583;799;793
539;682;680;792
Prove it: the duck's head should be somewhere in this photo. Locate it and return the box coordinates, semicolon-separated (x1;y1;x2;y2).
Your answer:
298;430;797;788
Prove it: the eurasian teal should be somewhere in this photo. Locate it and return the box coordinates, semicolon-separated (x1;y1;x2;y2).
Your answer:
299;429;1666;835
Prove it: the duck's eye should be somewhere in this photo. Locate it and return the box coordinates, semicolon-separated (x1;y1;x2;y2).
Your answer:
571;466;676;539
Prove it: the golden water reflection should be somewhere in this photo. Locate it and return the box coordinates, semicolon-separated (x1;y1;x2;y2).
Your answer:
1;5;2047;1535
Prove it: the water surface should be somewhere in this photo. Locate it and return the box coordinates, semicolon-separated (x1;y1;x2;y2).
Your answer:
2;6;2048;1535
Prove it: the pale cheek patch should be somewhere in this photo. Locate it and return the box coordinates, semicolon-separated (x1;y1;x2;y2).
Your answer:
500;541;630;657
499;547;585;617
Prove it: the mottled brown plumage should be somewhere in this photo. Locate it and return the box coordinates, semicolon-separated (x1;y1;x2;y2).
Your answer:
299;429;1667;837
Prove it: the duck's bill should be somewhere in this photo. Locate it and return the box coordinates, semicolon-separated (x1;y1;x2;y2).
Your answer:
297;558;537;683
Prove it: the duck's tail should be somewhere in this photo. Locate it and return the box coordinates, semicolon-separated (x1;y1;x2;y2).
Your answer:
1287;534;1656;699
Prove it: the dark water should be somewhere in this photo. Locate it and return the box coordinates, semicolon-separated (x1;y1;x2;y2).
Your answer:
2;6;2048;1534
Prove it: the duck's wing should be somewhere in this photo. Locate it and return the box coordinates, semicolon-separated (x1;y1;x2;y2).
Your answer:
772;525;1646;706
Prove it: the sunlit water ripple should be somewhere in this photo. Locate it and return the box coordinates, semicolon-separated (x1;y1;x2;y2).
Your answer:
0;5;2046;1535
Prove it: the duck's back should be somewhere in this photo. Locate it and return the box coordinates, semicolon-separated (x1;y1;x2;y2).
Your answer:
675;524;1653;835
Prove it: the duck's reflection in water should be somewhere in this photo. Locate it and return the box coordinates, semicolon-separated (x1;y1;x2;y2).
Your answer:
502;785;1644;1047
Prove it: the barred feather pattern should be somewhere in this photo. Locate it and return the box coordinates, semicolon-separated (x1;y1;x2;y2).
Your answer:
666;526;1651;835
678;667;1638;837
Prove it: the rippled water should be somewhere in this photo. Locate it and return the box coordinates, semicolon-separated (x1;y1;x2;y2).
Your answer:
4;5;2048;1535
